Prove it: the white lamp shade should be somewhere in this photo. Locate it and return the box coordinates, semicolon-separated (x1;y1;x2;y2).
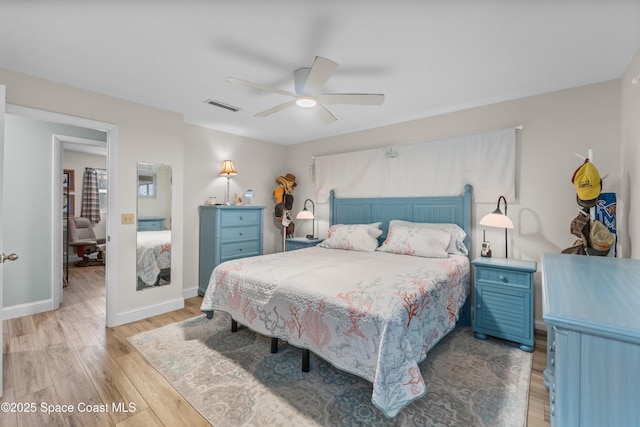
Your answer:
296;210;315;220
479;212;514;229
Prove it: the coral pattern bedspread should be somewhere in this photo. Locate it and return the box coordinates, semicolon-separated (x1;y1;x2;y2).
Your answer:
137;230;171;285
200;246;470;417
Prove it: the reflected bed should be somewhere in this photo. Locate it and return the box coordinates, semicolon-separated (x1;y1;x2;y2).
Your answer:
137;230;171;289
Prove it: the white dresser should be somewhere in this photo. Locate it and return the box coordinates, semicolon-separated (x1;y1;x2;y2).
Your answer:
541;253;640;427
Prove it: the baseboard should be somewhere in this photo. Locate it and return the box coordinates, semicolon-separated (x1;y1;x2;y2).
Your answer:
534;319;547;332
109;298;184;327
3;299;56;320
183;286;199;299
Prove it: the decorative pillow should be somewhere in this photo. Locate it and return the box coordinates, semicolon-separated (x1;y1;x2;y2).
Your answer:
387;220;469;256
377;224;450;258
319;224;383;252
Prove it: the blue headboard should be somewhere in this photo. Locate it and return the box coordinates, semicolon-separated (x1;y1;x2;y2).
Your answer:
328;184;473;258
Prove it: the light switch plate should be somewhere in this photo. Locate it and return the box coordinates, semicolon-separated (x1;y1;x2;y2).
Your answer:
121;213;135;225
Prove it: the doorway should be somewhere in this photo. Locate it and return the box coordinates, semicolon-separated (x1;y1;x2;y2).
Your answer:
4;104;118;325
61;137;107;302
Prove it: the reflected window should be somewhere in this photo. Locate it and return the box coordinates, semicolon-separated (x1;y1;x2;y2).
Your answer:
97;168;108;213
138;173;157;198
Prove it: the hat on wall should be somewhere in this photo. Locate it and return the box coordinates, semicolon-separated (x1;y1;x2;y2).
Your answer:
571;159;601;208
275;173;297;194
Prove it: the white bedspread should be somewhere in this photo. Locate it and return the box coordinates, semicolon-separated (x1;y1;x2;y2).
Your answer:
200;246;470;417
137;230;171;285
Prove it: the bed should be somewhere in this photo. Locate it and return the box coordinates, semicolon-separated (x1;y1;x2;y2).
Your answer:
200;185;473;417
137;230;171;288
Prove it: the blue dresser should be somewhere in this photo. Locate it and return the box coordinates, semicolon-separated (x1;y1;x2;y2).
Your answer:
198;205;264;296
542;253;640;427
472;257;537;352
138;216;166;231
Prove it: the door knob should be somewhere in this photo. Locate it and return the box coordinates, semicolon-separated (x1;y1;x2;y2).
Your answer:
1;253;18;263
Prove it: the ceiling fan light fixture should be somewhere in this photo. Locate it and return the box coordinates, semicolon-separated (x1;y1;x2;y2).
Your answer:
295;97;317;108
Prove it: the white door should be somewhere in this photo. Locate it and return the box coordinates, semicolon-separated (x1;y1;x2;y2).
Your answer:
0;84;7;396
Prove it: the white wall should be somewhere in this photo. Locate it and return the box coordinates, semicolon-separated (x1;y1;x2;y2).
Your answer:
620;47;640;259
1;68;186;325
182;124;287;295
63;150;108;239
286;81;622;327
3;114;108;308
2;65;634;329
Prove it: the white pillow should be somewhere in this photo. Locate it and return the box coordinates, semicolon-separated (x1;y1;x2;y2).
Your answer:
319;224;383;252
377;224;450;258
387;220;468;256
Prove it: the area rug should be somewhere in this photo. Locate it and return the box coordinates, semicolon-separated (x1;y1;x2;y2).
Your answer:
129;313;532;426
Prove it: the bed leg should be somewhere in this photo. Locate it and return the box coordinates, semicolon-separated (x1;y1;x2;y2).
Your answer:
231;320;238;332
203;311;214;320
302;349;310;372
271;337;278;353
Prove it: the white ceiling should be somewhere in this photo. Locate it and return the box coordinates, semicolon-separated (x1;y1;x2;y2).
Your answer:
1;1;639;145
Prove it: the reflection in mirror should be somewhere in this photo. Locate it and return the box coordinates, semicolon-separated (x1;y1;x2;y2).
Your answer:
136;162;172;291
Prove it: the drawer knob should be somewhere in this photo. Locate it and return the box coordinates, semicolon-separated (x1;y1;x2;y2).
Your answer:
239;216;244;220
499;275;507;282
239;248;243;252
239;231;243;236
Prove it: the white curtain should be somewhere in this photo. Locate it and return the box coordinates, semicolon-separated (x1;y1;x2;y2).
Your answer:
315;128;516;203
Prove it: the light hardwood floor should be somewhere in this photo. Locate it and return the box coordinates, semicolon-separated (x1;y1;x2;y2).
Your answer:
2;265;550;426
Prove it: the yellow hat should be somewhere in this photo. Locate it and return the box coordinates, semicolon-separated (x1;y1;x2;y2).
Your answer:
571;160;601;207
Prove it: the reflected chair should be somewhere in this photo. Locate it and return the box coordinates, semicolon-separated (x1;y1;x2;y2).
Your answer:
67;217;106;266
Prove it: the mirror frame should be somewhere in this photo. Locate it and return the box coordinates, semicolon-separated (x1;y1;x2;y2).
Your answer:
136;162;172;291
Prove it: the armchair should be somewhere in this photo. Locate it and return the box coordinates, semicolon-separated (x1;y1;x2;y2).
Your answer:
67;217;106;266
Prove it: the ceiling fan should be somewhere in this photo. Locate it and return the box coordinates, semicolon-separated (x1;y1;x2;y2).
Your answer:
226;56;384;123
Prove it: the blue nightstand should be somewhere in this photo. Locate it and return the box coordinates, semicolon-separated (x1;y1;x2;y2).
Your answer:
286;237;323;251
471;257;537;352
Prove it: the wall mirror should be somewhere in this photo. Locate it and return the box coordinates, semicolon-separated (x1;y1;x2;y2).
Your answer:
136;162;172;291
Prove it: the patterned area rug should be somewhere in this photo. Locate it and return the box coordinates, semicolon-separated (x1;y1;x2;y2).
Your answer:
129;313;532;426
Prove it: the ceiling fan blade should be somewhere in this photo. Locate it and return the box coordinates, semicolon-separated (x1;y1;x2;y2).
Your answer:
255;100;297;117
317;93;385;105
313;104;337;124
226;77;296;98
302;56;338;95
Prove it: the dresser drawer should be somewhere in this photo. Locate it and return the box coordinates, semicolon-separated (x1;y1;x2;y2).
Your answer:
220;209;260;226
476;267;530;288
220;240;261;261
138;217;165;231
221;225;259;242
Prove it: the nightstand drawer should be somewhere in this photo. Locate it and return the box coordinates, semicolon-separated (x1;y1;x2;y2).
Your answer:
220;209;260;226
221;225;259;242
475;267;530;288
286;238;323;251
220;240;261;261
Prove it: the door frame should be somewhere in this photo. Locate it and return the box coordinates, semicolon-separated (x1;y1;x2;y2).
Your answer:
56;134;108;307
6;104;119;326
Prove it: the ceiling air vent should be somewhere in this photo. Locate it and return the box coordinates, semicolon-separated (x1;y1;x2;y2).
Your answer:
204;99;241;112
